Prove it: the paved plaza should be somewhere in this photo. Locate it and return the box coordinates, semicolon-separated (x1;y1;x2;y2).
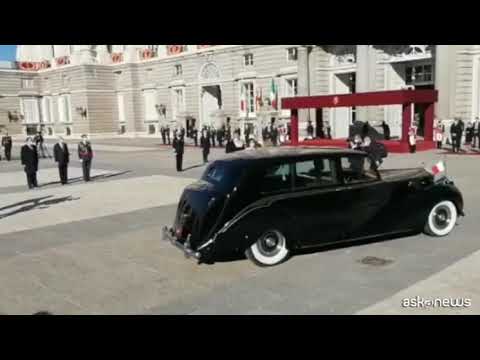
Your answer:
0;138;479;314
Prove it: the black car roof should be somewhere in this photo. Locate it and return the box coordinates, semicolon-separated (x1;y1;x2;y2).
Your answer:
216;146;365;163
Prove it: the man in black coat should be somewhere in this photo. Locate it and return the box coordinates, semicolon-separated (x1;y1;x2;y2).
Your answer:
210;127;216;148
193;128;199;147
160;126;167;145
450;118;463;153
306;121;314;139
172;133;185;172
20;137;39;189
200;129;210;164
53;136;70;185
166;126;171;145
474;117;480;149
381;121;391;140
1;131;12;161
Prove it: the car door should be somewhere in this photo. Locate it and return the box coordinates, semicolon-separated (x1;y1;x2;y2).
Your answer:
289;157;350;248
337;155;393;240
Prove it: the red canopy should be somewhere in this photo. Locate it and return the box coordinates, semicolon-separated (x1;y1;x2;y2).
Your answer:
281;89;438;146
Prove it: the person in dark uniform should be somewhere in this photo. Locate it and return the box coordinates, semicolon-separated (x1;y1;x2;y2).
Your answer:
200;129;210;164
217;126;224;148
244;126;251;145
193;128;199;147
450;118;463;153
306;120;314;139
20;137;39;189
326;122;332;139
166;126;171;145
180;126;186;139
172;133;185;172
381;121;391;140
53;136;70;185
210;127;216;148
474;117;480;149
466;122;474;146
270;125;279;146
1;131;12;161
160;126;167;145
78;134;93;181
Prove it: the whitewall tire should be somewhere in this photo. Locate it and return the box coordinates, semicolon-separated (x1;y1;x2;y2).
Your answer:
424;200;457;237
245;229;290;267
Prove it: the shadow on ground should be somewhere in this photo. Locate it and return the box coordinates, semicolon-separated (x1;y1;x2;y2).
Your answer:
38;170;132;188
0;195;80;219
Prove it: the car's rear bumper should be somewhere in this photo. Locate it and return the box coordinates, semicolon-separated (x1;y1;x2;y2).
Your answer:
162;226;202;261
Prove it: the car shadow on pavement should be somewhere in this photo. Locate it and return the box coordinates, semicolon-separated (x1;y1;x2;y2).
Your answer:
0;195;80;220
292;231;419;258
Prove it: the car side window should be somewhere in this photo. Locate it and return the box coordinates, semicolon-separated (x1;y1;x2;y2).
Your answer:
294;158;339;189
341;156;378;184
260;162;292;194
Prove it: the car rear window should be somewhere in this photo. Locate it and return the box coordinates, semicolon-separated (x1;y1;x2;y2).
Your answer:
202;162;243;193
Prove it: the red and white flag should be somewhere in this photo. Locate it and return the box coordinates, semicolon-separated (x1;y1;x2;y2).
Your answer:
431;161;445;175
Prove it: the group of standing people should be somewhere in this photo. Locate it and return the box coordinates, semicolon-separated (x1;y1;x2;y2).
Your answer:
19;134;94;189
432;117;480;153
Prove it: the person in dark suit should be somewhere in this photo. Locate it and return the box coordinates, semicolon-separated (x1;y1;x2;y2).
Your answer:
172;133;185;172
210;127;216;148
450;118;463;153
381;121;391;140
20;137;39;189
200;129;210;164
160;126;167;145
473;117;480;148
166;126;171;145
53;136;69;185
1;131;12;161
306;121;314;139
217;126;224;148
193;128;199;147
78;134;93;181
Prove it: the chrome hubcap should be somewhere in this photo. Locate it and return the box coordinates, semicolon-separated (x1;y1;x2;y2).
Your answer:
433;206;452;230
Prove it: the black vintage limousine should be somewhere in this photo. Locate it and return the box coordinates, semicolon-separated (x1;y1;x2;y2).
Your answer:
163;147;464;267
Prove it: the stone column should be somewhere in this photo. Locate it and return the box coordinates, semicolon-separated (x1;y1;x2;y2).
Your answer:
124;45;145;63
297;46;311;134
355;45;377;122
434;45;454;120
71;45;96;65
96;45;112;64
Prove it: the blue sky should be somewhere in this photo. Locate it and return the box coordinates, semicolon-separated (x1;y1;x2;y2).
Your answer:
0;45;16;61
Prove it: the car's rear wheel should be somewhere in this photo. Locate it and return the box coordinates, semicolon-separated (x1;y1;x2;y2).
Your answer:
424;200;457;237
245;229;290;267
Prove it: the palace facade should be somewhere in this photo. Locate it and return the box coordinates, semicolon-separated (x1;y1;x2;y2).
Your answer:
1;45;479;140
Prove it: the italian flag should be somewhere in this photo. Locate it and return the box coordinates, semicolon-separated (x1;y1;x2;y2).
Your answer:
269;79;278;109
431;161;445;175
240;84;246;112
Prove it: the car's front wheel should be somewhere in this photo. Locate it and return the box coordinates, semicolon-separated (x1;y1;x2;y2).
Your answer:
424;200;458;237
245;229;290;267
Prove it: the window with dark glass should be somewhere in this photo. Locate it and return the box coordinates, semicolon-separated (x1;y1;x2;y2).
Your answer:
260;163;292;194
341;156;378;184
294;158;339;189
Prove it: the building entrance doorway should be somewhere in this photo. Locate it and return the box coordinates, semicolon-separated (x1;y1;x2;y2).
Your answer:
200;85;222;128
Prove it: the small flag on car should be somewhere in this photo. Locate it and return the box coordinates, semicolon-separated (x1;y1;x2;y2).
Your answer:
431;161;445;175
